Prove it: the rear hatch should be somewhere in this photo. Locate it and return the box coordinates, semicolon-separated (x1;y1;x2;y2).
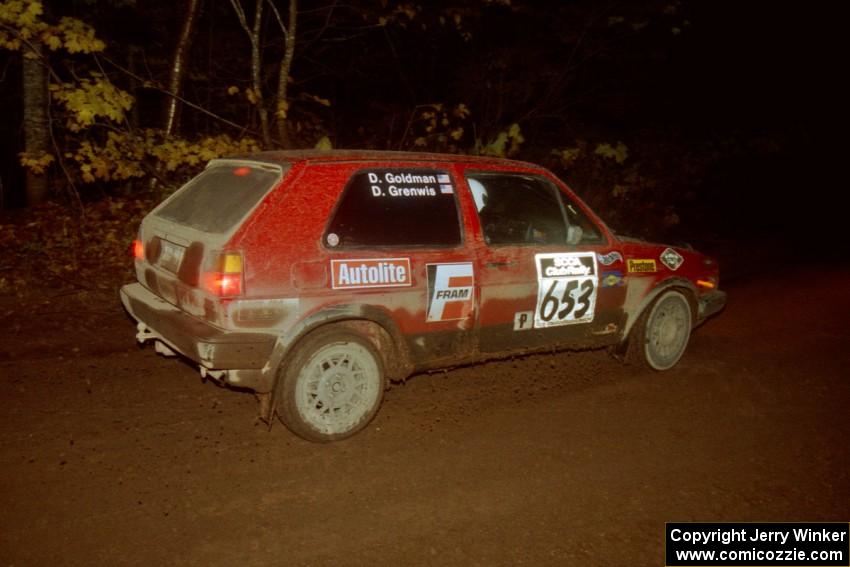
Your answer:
135;159;287;322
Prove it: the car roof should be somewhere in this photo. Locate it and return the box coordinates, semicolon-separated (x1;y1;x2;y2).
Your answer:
229;149;544;170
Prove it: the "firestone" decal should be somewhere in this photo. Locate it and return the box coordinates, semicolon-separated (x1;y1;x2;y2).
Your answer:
331;258;412;289
627;259;657;273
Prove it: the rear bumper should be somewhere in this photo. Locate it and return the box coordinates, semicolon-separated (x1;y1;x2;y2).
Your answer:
120;282;277;371
697;289;727;321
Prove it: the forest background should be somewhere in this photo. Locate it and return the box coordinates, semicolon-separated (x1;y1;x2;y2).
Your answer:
0;0;839;293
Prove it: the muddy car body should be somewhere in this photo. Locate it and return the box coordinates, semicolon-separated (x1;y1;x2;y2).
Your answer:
120;150;726;441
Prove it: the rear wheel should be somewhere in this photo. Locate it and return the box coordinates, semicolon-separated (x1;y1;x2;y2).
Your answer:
626;290;692;370
278;327;385;442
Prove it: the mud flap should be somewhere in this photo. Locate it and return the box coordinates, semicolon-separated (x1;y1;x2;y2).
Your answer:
608;341;628;363
256;391;275;429
261;348;291;431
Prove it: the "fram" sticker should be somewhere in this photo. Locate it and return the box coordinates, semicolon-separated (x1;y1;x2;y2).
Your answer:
427;263;474;322
331;258;412;289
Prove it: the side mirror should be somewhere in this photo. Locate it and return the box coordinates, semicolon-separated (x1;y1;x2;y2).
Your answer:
567;225;583;246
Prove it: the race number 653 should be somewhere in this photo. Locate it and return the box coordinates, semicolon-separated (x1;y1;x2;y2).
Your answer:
534;252;598;328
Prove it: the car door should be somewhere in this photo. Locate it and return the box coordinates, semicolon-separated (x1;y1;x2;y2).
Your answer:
463;170;626;354
316;163;477;369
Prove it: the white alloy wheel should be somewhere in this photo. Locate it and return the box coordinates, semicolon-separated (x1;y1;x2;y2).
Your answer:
280;329;385;442
642;291;692;370
625;290;693;371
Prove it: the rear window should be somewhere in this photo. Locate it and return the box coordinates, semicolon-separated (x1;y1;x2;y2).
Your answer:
156;163;284;233
325;168;461;248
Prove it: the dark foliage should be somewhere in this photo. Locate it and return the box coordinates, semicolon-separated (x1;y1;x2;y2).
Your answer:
0;0;839;292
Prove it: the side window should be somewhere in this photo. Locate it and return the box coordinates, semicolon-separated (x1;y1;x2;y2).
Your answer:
466;173;567;246
562;195;604;244
326;169;461;248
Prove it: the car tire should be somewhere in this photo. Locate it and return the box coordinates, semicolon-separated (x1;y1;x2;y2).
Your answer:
278;327;386;442
626;290;693;371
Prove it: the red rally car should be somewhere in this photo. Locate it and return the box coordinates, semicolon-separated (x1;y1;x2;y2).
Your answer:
120;150;726;442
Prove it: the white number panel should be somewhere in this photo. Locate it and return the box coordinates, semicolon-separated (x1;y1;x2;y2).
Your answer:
534;252;598;328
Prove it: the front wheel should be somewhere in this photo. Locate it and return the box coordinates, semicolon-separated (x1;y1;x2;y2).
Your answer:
626;290;693;371
278;328;385;442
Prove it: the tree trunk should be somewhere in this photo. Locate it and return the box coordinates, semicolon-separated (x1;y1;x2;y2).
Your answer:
22;41;49;206
251;0;270;147
275;0;297;148
127;44;141;129
163;0;202;137
230;0;270;147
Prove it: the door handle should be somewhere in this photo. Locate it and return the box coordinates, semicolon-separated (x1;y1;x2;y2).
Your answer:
485;260;516;268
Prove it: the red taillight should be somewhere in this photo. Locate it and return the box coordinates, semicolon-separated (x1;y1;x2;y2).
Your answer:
205;273;242;296
132;239;145;260
203;251;244;297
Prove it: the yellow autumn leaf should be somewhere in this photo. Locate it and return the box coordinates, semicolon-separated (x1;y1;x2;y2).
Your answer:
594;141;629;164
42;32;61;50
275;100;289;119
57;17;105;53
453;103;470;118
554;146;582;167
19;151;54;174
314;136;332;150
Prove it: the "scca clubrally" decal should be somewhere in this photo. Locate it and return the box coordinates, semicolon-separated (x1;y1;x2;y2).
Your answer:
427;263;474;322
331;258;412;289
534;252;598;328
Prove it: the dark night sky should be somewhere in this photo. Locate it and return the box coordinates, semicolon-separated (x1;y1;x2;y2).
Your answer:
662;1;840;240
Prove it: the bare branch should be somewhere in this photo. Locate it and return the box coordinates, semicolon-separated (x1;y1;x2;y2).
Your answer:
164;0;202;137
275;0;298;147
45;88;83;216
265;0;289;39
229;0;251;36
98;54;260;137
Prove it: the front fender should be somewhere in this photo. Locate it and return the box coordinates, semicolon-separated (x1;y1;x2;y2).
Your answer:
621;276;697;341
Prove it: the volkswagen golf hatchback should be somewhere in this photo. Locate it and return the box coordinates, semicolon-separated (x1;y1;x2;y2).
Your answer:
121;150;726;442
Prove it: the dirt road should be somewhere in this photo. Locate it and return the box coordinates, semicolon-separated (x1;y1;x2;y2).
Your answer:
1;266;848;566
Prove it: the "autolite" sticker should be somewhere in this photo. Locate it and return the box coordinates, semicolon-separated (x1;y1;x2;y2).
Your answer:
427;263;474;322
331;258;412;289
